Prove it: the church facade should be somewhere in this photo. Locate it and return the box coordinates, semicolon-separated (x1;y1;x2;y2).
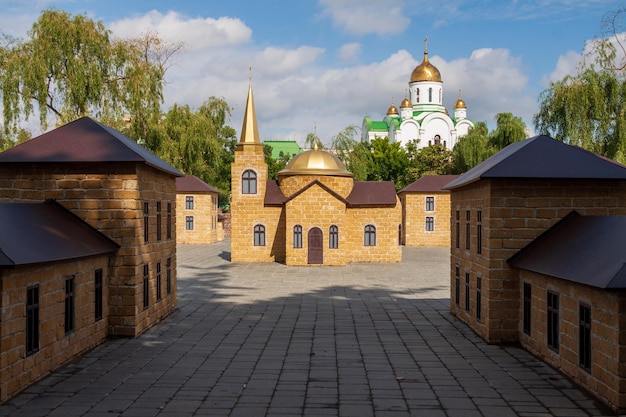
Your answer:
362;42;473;150
231;83;402;266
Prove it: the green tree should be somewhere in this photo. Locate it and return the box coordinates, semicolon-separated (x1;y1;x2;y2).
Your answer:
489;112;528;149
0;9;180;134
367;137;409;184
399;143;454;189
304;131;324;149
452;122;493;173
264;145;291;180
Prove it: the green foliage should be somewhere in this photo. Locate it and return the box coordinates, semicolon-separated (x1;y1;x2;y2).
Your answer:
534;68;626;163
264;145;291;180
399;143;454;189
0;9;179;134
367;137;409;184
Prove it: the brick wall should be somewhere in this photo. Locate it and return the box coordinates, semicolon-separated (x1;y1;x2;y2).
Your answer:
401;192;451;246
176;192;223;244
450;178;626;343
0;162;178;337
0;256;110;402
519;269;626;411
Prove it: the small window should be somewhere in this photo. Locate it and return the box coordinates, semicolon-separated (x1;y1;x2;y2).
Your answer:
476;277;482;321
26;285;39;356
425;196;434;212
143;202;149;243
477;210;482;255
156;201;162;241
293;225;303;249
166;257;172;295
455;211;460;249
465;210;470;250
143;265;150;309
428;87;433;102
364;224;376;246
425;217;434;232
186;216;194;231
95;269;103;322
523;283;531;335
166;202;172;239
547;291;559;352
398;224;402;246
329;225;339;249
455;267;460;307
254;224;266;246
156;262;162;301
579;303;591;371
242;169;257;194
64;276;75;334
185;196;194;210
465;273;470;312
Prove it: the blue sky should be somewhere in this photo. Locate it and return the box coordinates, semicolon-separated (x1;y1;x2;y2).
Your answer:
1;0;624;145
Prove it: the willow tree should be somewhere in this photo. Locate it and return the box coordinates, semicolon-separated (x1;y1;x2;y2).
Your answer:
0;9;180;136
534;8;626;163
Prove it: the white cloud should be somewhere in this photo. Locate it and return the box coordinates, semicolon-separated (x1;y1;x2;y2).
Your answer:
339;42;362;63
318;0;410;36
109;10;252;50
542;50;582;85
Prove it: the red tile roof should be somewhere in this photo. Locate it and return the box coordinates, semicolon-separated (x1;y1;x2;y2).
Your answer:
0;200;119;267
0;117;183;177
176;175;219;194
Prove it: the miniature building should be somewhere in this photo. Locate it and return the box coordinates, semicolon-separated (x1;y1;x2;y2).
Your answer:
0;200;119;402
0;117;182;402
231;83;402;266
176;175;223;244
444;135;626;411
398;175;458;246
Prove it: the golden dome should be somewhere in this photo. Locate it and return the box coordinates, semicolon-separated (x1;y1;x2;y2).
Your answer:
410;51;442;83
400;96;412;108
454;97;467;109
277;145;353;178
387;102;399;115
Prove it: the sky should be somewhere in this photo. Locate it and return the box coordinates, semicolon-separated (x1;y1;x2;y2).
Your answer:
0;0;624;146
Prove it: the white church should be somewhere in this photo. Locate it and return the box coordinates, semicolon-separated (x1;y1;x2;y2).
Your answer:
362;40;474;150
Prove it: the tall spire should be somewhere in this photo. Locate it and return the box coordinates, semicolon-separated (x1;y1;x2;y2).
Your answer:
239;68;261;145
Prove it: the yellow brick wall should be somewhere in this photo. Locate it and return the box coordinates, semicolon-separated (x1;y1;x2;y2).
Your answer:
451;178;626;344
279;175;353;199
0;256;110;403
519;270;626;412
176;192;223;244
0;163;178;338
401;192;451;246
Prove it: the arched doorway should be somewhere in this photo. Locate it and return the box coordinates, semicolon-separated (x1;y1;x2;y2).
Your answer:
308;227;323;264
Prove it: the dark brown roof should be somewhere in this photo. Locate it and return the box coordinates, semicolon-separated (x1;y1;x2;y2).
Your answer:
444;135;626;190
398;175;459;193
176;175;219;194
0;200;119;268
264;180;287;206
346;181;398;207
0;117;183;177
508;212;626;289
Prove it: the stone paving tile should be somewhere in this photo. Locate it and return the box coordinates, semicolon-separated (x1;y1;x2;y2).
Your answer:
0;240;619;417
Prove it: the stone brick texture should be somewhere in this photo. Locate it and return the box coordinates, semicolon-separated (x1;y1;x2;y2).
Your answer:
0;257;110;403
450;178;626;411
400;192;451;246
0;161;178;402
176;191;223;244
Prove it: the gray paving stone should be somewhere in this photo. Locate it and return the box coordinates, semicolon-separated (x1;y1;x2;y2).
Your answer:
0;241;617;417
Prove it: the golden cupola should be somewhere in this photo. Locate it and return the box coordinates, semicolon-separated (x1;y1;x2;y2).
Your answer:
454;96;467;109
387;100;399;116
410;39;442;84
400;96;412;108
277;144;354;178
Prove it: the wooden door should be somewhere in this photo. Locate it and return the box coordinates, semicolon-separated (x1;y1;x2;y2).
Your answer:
308;227;323;264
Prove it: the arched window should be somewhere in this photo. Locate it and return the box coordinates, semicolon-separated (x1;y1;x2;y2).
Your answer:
329;225;339;249
434;135;441;145
254;224;265;246
293;225;303;248
398;224;402;246
428;87;433;102
364;224;376;246
416;88;420;103
242;169;257;194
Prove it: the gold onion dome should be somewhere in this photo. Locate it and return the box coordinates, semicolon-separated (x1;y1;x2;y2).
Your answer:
410;51;442;83
400;96;412;108
387;102;399;115
277;144;354;178
454;97;467;109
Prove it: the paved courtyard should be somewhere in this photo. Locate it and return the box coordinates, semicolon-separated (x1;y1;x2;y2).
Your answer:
0;240;616;417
